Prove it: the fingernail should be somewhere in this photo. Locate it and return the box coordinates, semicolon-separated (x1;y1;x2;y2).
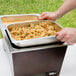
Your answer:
56;33;59;36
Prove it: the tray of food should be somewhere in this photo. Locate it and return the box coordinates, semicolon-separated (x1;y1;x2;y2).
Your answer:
5;20;62;47
0;14;39;25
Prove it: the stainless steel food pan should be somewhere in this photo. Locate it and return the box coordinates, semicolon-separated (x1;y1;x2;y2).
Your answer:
5;20;62;47
0;14;40;39
0;14;40;25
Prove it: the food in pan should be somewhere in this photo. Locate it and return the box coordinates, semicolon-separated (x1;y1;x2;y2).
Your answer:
8;22;61;40
2;15;38;24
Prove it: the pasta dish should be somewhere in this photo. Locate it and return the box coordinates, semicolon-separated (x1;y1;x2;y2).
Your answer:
8;22;58;40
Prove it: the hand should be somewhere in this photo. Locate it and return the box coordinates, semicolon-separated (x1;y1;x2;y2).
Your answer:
56;28;76;45
39;12;60;20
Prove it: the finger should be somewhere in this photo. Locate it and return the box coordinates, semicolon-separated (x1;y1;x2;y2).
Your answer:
57;29;67;36
61;36;73;45
56;31;64;40
60;37;66;42
56;34;64;40
56;32;60;36
61;36;69;42
39;12;47;19
39;12;48;20
39;15;48;20
40;12;48;17
56;30;63;36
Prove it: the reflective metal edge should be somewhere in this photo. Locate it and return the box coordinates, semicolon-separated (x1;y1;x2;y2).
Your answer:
5;20;62;47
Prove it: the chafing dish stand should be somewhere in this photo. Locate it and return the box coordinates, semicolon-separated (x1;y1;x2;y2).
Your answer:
0;14;67;76
3;37;67;76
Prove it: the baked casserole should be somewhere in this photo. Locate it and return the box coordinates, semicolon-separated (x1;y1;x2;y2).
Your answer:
8;21;61;40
